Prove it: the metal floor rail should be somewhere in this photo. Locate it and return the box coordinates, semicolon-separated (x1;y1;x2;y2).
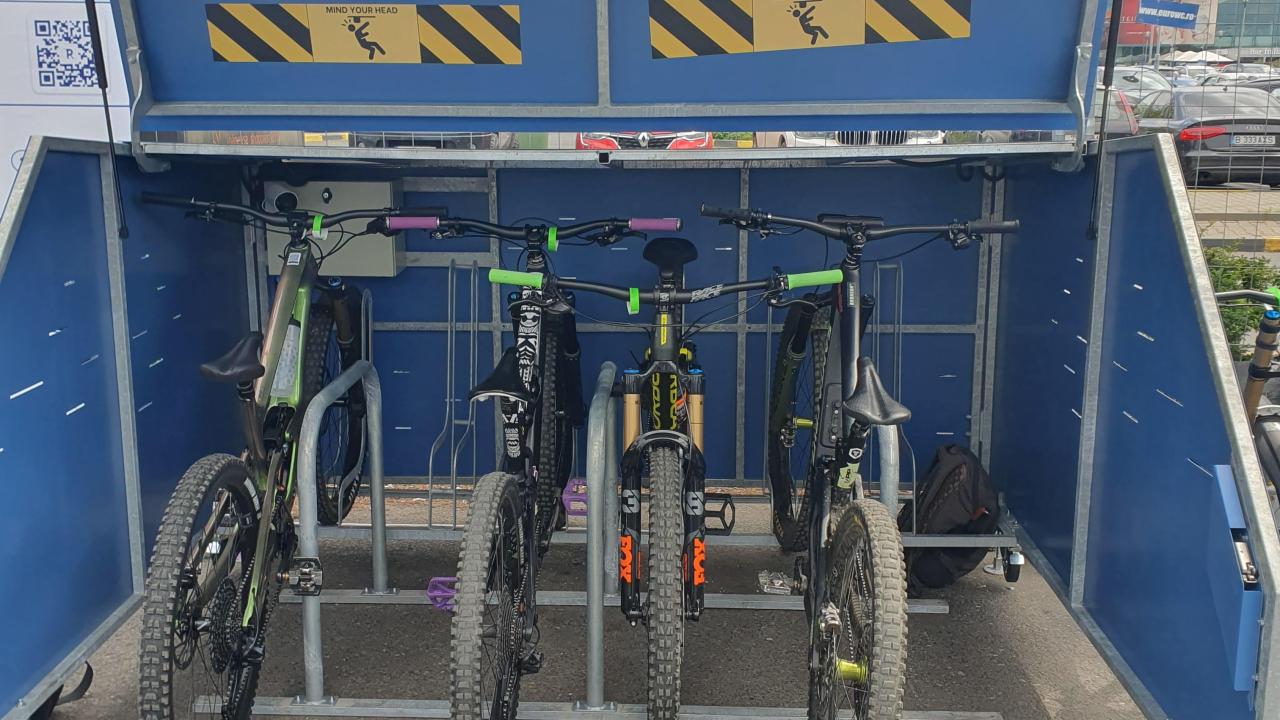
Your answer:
238;362;1006;718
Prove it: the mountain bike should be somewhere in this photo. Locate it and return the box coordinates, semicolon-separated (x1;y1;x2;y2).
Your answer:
491;241;841;720
701;205;1019;720
440;214;681;720
135;193;441;719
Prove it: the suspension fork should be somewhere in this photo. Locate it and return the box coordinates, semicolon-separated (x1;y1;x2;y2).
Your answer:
684;370;706;620
619;370;644;623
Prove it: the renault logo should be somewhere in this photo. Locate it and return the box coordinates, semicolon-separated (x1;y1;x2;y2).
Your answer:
638;132;651;148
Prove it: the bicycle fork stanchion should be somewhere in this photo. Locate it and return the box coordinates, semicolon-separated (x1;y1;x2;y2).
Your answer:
576;361;617;713
295;359;388;705
876;424;899;512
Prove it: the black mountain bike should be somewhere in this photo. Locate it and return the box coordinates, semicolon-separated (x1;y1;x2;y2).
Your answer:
702;205;1019;720
494;237;840;719
136;194;441;719
441;214;680;720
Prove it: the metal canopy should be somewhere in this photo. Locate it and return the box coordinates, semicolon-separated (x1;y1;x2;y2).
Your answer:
111;0;1103;139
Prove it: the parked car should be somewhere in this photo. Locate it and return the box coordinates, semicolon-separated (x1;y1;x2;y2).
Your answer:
1215;62;1277;83
1108;66;1172;101
970;86;1138;144
1132;86;1280;185
574;131;712;150
752;130;945;147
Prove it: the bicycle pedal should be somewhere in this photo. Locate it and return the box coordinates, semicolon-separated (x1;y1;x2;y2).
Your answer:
560;480;586;520
426;576;457;613
704;492;736;535
519;649;544;674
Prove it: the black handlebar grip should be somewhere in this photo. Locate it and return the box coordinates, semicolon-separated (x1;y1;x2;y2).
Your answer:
699;205;752;222
139;193;197;208
967;219;1020;234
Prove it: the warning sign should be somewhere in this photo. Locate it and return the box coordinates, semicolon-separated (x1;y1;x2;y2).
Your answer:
754;0;863;52
309;4;420;62
204;3;522;64
649;0;970;59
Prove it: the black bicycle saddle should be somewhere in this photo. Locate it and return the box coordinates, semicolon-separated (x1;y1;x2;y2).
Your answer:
844;358;911;426
643;237;698;279
470;347;533;404
200;332;266;384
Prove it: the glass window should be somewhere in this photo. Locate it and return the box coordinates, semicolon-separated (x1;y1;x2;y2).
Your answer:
1134;91;1172;119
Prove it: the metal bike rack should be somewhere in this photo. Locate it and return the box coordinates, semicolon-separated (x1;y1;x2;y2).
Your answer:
293;356;391;706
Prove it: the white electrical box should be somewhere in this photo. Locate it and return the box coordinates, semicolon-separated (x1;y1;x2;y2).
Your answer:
262;180;403;277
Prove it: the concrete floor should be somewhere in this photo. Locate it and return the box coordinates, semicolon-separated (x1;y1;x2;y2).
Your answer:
48;533;1142;720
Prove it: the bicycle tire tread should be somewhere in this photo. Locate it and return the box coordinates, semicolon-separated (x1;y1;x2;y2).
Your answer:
646;446;684;719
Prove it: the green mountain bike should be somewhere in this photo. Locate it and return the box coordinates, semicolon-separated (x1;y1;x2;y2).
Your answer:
135;194;440;719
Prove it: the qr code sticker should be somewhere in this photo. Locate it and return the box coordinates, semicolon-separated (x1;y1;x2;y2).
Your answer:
32;20;98;91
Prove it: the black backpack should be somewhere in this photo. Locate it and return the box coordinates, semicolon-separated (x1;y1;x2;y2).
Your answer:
896;444;1000;591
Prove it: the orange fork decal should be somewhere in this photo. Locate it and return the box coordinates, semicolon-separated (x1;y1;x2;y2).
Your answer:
619;534;634;584
692;537;706;586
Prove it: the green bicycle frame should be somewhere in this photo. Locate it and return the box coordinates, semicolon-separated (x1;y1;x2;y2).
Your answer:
240;237;317;626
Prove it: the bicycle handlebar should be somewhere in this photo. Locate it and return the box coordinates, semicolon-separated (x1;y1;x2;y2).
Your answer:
436;216;681;243
488;267;840;310
700;204;1020;241
1218;289;1280;305
139;192;446;230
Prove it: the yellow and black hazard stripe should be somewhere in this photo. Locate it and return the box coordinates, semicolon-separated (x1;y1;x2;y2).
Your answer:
649;0;753;59
417;5;522;64
865;0;971;44
206;3;313;62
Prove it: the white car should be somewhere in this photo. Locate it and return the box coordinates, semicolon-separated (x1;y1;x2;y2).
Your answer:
754;130;945;148
1202;63;1277;85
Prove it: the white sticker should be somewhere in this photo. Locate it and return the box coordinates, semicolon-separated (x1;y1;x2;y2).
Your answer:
286;252;302;267
272;324;302;397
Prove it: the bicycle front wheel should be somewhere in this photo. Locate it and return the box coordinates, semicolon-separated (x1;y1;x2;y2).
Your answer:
766;302;831;551
646;446;685;719
450;472;530;720
304;290;368;526
810;498;908;720
139;454;263;720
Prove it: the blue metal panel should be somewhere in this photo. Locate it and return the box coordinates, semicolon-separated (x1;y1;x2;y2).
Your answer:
118;160;248;551
1085;147;1256;718
609;0;1079;105
746;166;982;325
117;0;1099;131
129;1;595;107
0;150;131;711
990;160;1097;583
1210;466;1263;693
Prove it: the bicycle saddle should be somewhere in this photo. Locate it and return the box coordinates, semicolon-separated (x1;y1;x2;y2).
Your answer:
643;237;698;279
470;347;533;404
844;358;911;426
200;332;266;384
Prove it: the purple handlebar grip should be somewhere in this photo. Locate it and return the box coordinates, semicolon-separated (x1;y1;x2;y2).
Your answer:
629;218;682;232
387;216;440;231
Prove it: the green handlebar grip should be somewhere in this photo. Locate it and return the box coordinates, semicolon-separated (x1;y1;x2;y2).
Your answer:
628;287;640;315
488;269;544;289
547;226;558;252
786;269;843;289
1268;286;1280;307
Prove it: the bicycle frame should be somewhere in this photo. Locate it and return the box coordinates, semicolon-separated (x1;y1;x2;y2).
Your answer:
805;244;872;674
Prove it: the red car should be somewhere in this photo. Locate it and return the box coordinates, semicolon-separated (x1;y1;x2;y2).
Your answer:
576;131;712;150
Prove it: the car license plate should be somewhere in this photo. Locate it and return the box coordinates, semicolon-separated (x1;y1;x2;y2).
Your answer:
1231;135;1277;146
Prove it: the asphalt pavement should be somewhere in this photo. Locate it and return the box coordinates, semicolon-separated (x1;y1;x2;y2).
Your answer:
48;532;1142;720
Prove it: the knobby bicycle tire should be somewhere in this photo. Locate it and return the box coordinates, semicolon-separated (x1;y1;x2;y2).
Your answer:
450;471;529;720
139;454;261;720
304;293;367;526
646;446;685;719
767;302;831;551
809;498;908;720
534;323;568;553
